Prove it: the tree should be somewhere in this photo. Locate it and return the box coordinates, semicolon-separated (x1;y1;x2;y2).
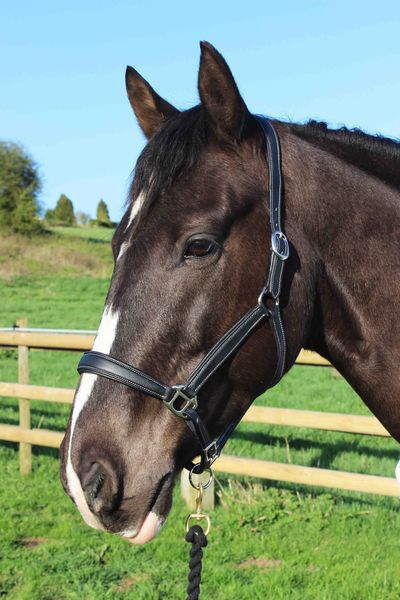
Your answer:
46;194;75;226
0;141;43;234
44;208;56;222
96;199;112;227
55;194;75;225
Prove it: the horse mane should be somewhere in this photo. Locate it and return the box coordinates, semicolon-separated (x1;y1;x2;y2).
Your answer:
127;110;400;218
291;120;400;191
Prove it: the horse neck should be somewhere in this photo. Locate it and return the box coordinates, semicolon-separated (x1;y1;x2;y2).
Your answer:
282;129;400;439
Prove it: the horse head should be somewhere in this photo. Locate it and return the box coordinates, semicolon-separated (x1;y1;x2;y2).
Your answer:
60;42;310;543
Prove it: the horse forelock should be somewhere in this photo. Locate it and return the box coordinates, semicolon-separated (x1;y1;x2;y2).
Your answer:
126;106;208;223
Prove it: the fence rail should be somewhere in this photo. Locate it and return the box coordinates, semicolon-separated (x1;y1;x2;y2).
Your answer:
0;382;391;437
0;323;397;498
0;329;330;364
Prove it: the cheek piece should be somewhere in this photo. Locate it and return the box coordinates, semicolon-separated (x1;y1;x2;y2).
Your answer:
77;117;289;474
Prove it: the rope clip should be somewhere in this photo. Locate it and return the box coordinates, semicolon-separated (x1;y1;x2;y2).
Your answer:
185;482;211;536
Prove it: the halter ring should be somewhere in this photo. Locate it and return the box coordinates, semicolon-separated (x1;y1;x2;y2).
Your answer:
189;465;213;490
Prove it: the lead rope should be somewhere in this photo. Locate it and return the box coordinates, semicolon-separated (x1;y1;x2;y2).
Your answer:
184;471;212;599
185;524;208;600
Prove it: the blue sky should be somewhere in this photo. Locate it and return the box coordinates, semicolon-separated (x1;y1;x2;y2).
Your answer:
1;1;399;221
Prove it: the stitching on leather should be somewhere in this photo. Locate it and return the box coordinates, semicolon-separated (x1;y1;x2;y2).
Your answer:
192;316;264;394
187;308;260;385
190;309;267;394
87;351;165;389
270;121;282;226
270;314;282;384
78;364;164;399
277;309;286;363
270;309;286;384
186;308;260;386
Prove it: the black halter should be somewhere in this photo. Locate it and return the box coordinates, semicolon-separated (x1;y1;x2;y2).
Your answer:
77;117;289;473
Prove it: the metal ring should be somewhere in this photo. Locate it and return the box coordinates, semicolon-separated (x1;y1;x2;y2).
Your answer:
189;465;213;490
271;231;289;261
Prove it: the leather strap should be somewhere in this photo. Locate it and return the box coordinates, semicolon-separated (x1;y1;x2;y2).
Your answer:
183;303;269;399
77;350;172;401
267;303;287;387
198;302;286;464
257;117;289;300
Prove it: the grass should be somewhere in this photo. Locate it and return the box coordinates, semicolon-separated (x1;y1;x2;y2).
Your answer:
1;458;400;600
1;247;400;598
0;276;109;329
0;227;114;279
48;226;115;243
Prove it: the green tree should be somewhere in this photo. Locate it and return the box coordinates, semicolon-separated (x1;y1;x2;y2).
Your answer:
44;208;55;222
0;141;43;234
96;199;111;227
49;194;75;225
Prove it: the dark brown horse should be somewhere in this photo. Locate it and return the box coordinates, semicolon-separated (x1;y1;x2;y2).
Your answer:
60;42;400;544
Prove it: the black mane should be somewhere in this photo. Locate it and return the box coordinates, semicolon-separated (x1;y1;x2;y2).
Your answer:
291;120;400;191
128;105;208;216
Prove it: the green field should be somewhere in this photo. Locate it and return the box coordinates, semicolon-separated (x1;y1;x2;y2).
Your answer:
48;226;115;243
0;227;114;279
1;230;400;599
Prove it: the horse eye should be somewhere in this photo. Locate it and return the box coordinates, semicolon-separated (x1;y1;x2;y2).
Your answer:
184;238;216;259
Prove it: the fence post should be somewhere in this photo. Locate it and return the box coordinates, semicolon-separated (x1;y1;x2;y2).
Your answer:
180;468;215;511
17;317;31;475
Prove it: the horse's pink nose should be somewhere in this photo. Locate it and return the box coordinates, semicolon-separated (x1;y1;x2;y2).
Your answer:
80;460;120;514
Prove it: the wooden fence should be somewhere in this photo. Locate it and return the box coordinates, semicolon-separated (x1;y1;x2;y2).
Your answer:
0;323;398;498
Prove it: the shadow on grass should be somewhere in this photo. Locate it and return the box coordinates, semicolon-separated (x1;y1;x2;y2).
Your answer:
231;430;399;463
215;473;398;509
0;440;59;459
77;237;109;245
32;445;59;459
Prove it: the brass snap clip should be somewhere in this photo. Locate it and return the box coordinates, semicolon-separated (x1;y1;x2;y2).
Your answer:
185;469;213;536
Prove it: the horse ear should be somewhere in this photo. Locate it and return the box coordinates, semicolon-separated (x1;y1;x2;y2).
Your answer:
125;66;179;139
198;42;250;140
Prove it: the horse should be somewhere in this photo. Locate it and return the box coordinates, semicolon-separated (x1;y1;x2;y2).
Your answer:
60;41;400;545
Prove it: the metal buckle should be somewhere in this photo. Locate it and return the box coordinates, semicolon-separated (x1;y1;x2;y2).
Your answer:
257;287;280;309
257;286;269;306
164;385;198;419
258;288;280;308
271;231;289;261
204;441;219;466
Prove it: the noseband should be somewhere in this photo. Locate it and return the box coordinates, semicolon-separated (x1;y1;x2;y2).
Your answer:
77;117;289;473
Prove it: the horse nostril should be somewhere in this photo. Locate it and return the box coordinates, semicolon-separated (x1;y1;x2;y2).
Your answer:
82;461;115;514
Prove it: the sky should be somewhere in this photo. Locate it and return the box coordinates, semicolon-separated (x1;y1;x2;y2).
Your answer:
1;1;399;222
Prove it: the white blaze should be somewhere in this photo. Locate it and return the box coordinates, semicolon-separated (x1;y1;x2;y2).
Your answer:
117;241;129;261
126;189;146;230
66;306;120;529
